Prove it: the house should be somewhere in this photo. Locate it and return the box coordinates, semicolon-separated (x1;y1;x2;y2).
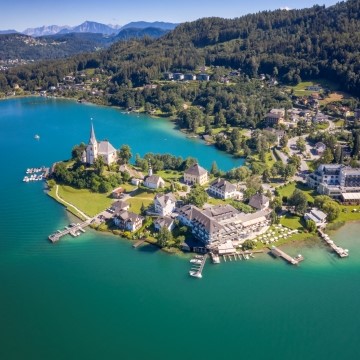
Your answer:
110;200;130;214
131;178;143;186
307;164;360;199
304;208;327;227
154;193;177;216
184;74;196;81
111;187;125;199
113;210;143;232
163;72;173;80
312;112;328;124
265;109;285;126
154;216;175;231
173;73;184;80
249;193;270;210
184;163;208;186
144;175;165;189
197;73;210;81
306;85;322;92
81;123;117;165
314;142;326;155
208;178;237;199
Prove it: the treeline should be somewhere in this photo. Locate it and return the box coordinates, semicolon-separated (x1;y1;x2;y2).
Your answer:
2;0;360;102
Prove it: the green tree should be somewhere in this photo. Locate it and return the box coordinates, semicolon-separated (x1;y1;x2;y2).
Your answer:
305;219;317;233
210;161;219;175
288;189;307;214
296;138;306;153
279;134;288;149
242;240;256;250
186;184;208;207
118;144;132;164
157;227;173;247
322;201;340;222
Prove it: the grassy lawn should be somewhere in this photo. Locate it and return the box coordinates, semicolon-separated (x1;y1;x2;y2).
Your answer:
280;213;305;230
50;184;113;217
337;205;360;223
127;188;155;213
333;119;345;127
157;170;182;182
277;182;316;202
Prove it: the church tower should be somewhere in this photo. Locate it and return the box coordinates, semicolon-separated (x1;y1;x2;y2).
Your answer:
86;122;98;164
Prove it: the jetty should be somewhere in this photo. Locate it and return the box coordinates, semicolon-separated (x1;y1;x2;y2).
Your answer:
48;221;90;243
23;166;50;182
318;229;349;258
189;254;208;278
132;239;147;248
270;246;304;265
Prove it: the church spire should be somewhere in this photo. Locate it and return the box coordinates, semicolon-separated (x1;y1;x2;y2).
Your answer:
89;120;97;145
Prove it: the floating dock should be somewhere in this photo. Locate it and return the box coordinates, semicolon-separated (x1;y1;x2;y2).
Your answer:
318;229;349;258
48;221;90;243
270;246;304;265
132;239;147;248
189;254;208;278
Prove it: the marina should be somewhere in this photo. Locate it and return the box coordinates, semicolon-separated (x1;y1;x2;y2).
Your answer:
23;166;49;182
270;246;304;265
189;254;208;278
318;229;349;258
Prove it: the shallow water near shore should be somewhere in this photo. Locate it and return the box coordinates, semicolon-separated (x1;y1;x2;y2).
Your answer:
1;97;360;360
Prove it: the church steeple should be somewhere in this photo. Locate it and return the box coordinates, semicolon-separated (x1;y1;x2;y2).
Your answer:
89;121;97;145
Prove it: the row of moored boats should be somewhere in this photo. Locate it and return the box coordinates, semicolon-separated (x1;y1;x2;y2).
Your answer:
23;174;44;182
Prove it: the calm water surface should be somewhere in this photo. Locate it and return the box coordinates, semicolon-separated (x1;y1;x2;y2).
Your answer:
0;98;359;360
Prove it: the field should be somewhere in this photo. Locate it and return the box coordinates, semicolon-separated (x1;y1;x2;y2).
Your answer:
126;188;155;213
276;182;316;202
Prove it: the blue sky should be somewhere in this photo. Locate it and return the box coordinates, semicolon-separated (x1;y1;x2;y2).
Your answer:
3;0;339;31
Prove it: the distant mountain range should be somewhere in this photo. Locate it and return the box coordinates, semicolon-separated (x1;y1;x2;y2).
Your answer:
0;25;173;61
20;20;177;37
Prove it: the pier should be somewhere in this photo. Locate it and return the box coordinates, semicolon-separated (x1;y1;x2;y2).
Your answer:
318;229;349;258
270;246;304;265
23;166;50;183
189;254;208;278
132;239;147;248
48;221;90;243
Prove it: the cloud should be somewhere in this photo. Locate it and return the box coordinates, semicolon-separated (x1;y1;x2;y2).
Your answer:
280;6;291;11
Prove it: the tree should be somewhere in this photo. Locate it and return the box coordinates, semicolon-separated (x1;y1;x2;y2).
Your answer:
279;134;288;149
305;219;317;233
47;179;56;189
288;154;301;170
322;200;340;222
118;144;132;164
271;197;283;213
242;240;256;250
186;184;208;207
71;143;86;161
210;161;219;175
296;138;306;153
321;148;334;164
93;156;105;176
288;189;307;214
157;227;173;247
140;202;146;215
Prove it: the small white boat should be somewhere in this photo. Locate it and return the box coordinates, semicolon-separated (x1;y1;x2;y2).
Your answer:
34;134;40;140
189;270;202;278
190;259;202;264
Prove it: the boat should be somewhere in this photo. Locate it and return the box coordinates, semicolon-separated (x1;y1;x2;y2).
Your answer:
190;259;202;264
189;270;202;278
34;134;40;140
23;176;29;182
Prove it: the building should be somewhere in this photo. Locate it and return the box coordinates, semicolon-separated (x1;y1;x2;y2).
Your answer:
197;73;210;81
110;200;130;214
184;74;196;81
177;204;270;246
173;73;184;80
154;216;175;231
265;109;285;126
184;163;208;186
355;109;360;121
143;163;165;189
111;187;125;199
81;123;117;165
307;164;360;199
154;193;177;216
314;142;326;155
304;208;327;227
113;210;143;232
249;193;270;210
208;178;237;199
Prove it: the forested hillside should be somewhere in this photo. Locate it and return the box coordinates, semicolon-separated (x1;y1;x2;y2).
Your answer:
1;0;360;95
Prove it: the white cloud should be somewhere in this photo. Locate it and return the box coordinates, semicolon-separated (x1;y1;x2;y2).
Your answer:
280;6;291;11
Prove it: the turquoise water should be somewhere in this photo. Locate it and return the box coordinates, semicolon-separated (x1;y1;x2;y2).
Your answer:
1;97;360;360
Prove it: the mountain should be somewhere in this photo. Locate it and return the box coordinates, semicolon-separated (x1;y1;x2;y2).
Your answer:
23;25;70;37
0;29;18;34
58;21;117;35
0;33;113;60
114;27;169;40
121;21;178;30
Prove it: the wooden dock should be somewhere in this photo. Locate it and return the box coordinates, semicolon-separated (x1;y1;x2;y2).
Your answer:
48;221;90;243
132;239;147;248
270;246;304;265
318;229;349;258
189;254;208;278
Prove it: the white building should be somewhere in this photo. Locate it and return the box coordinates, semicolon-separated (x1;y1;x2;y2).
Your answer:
81;123;117;165
184;163;208;186
208;178;237;199
304;208;327;227
154;193;177;216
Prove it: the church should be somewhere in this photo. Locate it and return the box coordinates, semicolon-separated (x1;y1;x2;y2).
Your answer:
81;123;118;165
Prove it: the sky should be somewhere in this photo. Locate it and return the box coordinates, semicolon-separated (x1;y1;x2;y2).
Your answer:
2;0;340;31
